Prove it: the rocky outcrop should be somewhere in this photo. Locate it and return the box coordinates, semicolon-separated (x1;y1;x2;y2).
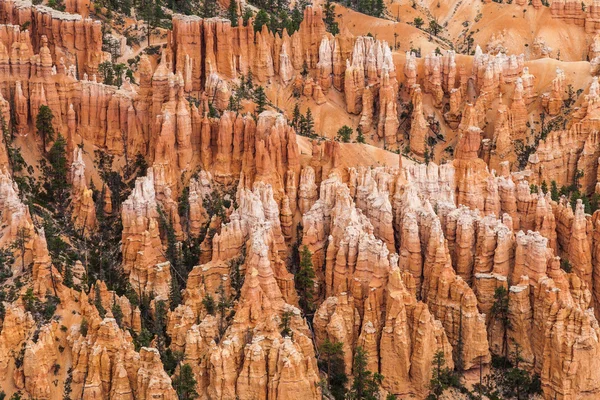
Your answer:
170;6;328;91
0;0;103;75
121;169;172;299
70;147;96;235
410;86;428;159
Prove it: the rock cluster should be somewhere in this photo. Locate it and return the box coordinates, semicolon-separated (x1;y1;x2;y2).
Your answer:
0;0;104;74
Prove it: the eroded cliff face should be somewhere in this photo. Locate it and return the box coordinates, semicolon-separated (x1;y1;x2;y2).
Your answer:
4;0;600;398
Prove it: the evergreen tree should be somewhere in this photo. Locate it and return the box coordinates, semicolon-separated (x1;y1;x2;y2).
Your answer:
200;0;217;17
227;94;240;112
374;0;385;17
153;300;168;352
356;126;366;143
428;19;442;36
94;285;106;318
336;125;353;143
98;61;115;86
202;293;216;315
242;6;254;25
255;86;267;115
12;227;31;273
228;0;239;26
288;2;304;34
279;310;293;337
216;282;232;337
427;351;456;399
169;270;182;310
254;9;270;32
319;339;347;400
291;103;302;131
551;180;559;201
296;245;316;313
349;346;383;400
323;0;339;35
40;134;70;209
111;302;123;326
304;108;315;138
63;262;74;288
141;0;164;46
541;180;548;194
173;364;199;400
491;286;511;361
414;17;424;29
36;105;55;154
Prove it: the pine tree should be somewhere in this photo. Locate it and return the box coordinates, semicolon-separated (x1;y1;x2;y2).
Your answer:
36;105;55;154
428;18;442;36
255;86;267;115
227;94;240;112
173;364;199;400
153;300;168;352
291;103;302;131
12;227;31;273
374;0;385;17
541;180;548;194
288;2;304;34
323;0;339;35
414;17;424;29
336;125;353;143
551;180;559;201
228;0;239;26
254;9;270;33
111;302;123;326
296;245;316;313
63;262;74;288
246;71;254;89
356;126;366;143
304;108;315;138
242;6;254;25
491;286;511;360
40;134;70;210
202;293;216;315
216;282;232;338
319;339;347;400
349;346;383;400
141;0;163;46
169;271;182;310
279;310;293;337
94;285;106;318
200;0;217;17
429;351;450;399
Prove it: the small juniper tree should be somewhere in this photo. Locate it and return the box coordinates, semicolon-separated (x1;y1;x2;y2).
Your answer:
336;125;353;143
356;126;366;144
414;17;424;29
